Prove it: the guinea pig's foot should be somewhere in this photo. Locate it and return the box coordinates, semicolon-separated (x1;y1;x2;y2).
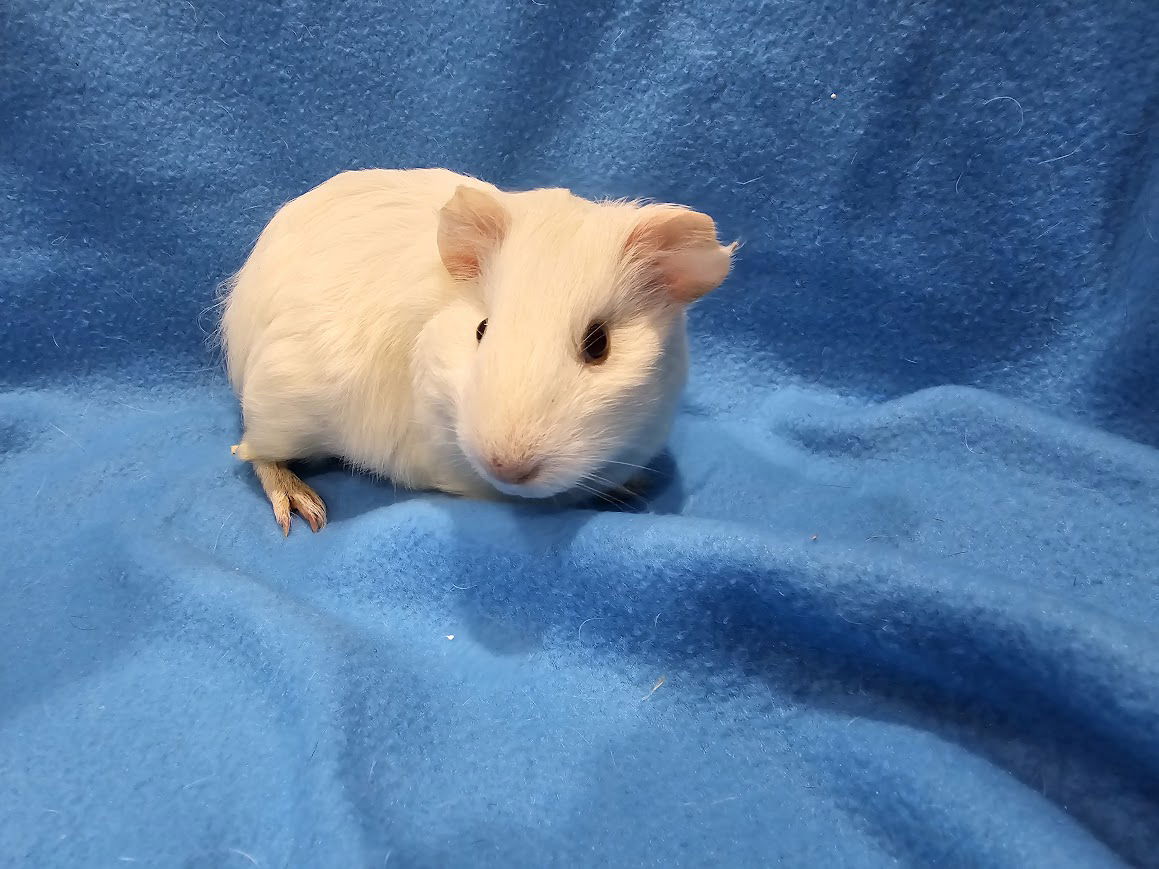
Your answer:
253;460;327;536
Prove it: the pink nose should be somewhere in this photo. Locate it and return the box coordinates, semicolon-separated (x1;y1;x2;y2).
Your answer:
487;455;541;485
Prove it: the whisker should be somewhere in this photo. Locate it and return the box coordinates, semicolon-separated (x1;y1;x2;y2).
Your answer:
584;471;644;496
572;480;633;512
582;472;622;490
601;459;660;475
578;475;645;512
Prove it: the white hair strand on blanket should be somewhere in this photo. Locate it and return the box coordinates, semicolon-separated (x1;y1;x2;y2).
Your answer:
576;616;606;640
982;95;1025;136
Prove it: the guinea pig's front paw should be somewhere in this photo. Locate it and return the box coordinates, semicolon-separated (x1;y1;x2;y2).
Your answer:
252;460;328;536
276;479;328;536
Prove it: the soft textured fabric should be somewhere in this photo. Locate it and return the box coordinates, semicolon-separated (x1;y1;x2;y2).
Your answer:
2;0;1158;866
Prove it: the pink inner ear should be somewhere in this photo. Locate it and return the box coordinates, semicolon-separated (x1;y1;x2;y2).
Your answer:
438;186;510;280
442;245;483;280
626;206;733;303
656;246;734;303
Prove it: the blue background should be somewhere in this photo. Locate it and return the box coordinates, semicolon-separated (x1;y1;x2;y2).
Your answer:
2;0;1157;865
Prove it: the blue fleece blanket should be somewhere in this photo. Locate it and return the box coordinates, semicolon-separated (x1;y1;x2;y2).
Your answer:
2;0;1158;866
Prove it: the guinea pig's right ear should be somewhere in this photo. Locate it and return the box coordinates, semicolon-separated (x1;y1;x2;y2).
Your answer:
437;186;511;280
625;205;737;304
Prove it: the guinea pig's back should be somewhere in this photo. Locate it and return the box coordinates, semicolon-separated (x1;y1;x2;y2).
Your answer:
222;168;487;394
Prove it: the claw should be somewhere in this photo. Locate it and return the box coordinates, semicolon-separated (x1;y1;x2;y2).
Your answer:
291;490;327;533
270;492;292;536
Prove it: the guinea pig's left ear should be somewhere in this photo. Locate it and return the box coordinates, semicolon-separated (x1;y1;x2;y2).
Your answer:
626;205;737;303
438;186;511;280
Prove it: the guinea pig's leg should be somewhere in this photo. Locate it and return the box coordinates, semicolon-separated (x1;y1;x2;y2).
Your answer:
251;460;327;536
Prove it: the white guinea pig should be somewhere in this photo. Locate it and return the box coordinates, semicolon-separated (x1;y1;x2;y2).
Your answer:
221;168;735;534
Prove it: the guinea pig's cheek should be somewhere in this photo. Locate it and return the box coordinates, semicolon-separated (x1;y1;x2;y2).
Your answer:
453;379;483;436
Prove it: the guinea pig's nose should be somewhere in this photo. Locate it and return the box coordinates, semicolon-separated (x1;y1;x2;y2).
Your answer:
487;454;541;485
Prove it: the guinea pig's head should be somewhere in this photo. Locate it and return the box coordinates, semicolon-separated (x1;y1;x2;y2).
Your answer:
437;184;735;499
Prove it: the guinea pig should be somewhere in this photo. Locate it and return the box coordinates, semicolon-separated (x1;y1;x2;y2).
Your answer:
221;168;735;534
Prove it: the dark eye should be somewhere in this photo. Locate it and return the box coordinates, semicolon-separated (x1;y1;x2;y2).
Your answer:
476;319;487;342
581;321;609;364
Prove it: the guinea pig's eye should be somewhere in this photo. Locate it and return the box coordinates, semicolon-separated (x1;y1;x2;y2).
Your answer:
476;319;487;342
580;321;609;365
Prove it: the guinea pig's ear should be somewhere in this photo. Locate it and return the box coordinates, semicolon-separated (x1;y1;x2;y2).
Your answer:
626;205;736;303
438;186;511;280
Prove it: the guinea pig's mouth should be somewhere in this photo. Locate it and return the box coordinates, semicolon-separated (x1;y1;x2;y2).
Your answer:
460;446;570;499
478;467;570;500
487;478;564;499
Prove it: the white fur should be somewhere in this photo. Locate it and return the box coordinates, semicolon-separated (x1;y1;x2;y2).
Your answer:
221;168;733;501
